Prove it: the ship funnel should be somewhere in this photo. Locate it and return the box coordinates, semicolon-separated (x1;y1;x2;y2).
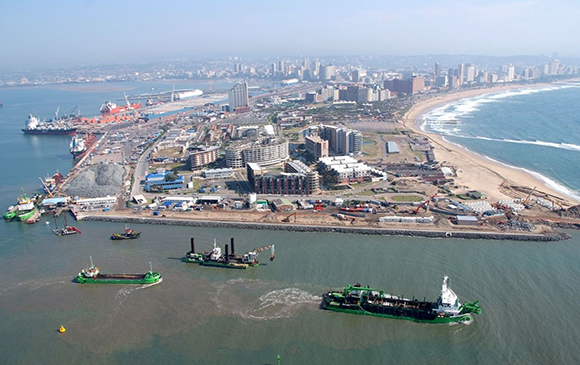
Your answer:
225;244;229;262
190;237;195;253
230;238;235;256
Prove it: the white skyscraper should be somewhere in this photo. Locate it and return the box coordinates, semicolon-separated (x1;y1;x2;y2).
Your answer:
507;65;515;82
550;59;560;75
228;82;249;112
466;66;476;82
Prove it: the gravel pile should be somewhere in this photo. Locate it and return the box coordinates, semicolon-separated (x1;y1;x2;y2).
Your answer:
64;164;125;198
560;205;580;219
505;219;535;232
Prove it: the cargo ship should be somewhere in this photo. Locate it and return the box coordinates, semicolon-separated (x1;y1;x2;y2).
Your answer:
22;114;77;135
75;257;162;284
111;225;141;240
69;133;97;159
321;276;481;324
100;93;141;115
183;237;275;269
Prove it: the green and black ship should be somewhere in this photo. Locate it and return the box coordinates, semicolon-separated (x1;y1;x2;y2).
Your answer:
322;276;481;324
75;257;162;284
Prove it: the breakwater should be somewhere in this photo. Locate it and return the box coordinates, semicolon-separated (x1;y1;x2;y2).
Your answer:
78;214;571;241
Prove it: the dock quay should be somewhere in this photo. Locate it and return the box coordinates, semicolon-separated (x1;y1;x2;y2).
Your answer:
77;214;571;242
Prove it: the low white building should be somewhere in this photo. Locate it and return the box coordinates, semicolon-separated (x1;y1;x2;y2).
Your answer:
75;196;117;210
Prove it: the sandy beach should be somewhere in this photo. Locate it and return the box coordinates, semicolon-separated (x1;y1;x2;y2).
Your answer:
403;82;580;205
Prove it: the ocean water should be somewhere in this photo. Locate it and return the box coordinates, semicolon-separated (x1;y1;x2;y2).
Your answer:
422;83;580;201
0;83;580;364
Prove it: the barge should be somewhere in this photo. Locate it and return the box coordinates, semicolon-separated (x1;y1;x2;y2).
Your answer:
75;257;161;284
111;226;141;240
183;237;275;269
321;276;481;324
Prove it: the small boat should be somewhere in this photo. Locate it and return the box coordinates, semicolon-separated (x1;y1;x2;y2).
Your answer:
111;225;141;240
75;257;161;284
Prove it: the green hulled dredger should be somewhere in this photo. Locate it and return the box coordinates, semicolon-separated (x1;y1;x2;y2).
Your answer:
75;257;162;284
183;237;275;269
321;276;481;324
3;192;38;221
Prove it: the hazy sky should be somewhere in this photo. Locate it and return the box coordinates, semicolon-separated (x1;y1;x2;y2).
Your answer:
1;0;578;69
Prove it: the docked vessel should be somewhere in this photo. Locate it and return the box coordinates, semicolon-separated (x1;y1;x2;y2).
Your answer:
111;225;141;240
22;114;78;135
100;94;141;115
321;276;481;324
183;237;275;269
75;257;162;284
4;192;35;220
15;203;37;222
39;171;64;195
69;133;97;159
53;215;81;236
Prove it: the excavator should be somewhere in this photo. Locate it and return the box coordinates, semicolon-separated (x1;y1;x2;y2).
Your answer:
282;212;297;222
242;244;276;264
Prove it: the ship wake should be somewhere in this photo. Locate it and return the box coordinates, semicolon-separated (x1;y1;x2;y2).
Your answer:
115;277;163;303
240;288;320;321
212;279;319;321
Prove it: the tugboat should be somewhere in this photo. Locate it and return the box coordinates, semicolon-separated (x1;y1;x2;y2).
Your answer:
321;276;481;324
111;225;141;240
183;237;275;269
75;257;162;284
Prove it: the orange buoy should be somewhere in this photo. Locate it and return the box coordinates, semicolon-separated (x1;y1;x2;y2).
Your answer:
59;325;66;333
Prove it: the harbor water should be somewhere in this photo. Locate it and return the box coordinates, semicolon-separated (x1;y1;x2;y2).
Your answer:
1;83;580;364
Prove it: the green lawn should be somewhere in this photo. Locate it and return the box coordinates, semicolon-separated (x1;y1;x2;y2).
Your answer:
390;195;424;202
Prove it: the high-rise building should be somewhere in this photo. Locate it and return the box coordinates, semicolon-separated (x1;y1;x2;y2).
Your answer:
550;59;560;75
228;82;249;112
305;135;329;159
507;65;515;82
352;69;366;82
320;65;336;80
457;64;466;85
383;77;424;94
466;66;476;82
434;63;442;77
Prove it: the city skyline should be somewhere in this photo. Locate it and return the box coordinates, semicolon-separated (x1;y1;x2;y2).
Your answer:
1;0;579;70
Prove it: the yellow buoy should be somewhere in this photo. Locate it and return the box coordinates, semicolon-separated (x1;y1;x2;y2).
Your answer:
59;325;66;333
